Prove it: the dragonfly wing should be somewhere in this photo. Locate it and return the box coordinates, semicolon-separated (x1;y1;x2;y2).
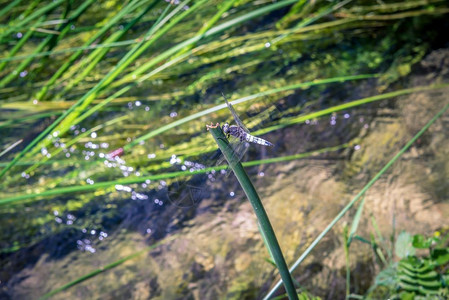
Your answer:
215;137;249;177
222;93;250;134
230;140;249;168
215;136;239;168
166;150;219;208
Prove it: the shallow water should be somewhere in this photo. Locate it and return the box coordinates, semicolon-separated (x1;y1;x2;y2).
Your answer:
1;1;449;299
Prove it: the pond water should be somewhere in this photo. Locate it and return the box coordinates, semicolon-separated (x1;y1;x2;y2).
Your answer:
1;1;449;299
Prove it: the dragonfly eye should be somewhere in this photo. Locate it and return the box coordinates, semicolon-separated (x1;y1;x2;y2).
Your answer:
222;123;229;134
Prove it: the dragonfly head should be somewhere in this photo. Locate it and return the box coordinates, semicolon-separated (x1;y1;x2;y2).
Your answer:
222;123;230;135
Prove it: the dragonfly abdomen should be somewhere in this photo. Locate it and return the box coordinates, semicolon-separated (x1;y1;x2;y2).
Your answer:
245;133;273;147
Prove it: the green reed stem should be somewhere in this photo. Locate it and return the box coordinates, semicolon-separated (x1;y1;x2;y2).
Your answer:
0;0;95;88
59;0;158;96
0;0;23;19
126;74;377;150
0;15;45;72
0;0;66;42
33;0;144;101
0;111;61;129
23;0;202;164
113;0;299;87
0;0;178;179
12;0;330;177
208;125;298;300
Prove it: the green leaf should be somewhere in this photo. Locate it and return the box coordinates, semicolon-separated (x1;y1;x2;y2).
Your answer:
412;234;432;249
431;248;449;266
398;291;415;300
396;232;415;259
374;263;397;288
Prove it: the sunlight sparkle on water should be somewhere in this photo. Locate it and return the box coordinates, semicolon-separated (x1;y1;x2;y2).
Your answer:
115;184;132;192
85;142;98;149
77;239;96;253
184;160;205;170
170;155;181;164
131;191;148;200
99;231;108;240
41;147;48;156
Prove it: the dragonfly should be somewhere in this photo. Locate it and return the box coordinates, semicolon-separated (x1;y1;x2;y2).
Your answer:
221;93;273;146
167;94;273;207
209;93;273;170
